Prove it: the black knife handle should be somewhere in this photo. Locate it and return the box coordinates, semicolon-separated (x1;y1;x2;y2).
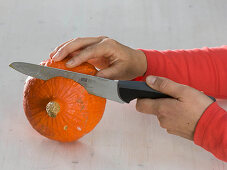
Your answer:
118;80;216;103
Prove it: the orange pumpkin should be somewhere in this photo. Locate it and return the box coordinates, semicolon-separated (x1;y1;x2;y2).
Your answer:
23;57;106;142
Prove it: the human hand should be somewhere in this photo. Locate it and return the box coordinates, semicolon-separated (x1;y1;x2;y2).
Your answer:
136;76;214;140
50;36;147;80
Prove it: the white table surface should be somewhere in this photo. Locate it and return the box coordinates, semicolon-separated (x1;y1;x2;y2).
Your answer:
0;0;227;169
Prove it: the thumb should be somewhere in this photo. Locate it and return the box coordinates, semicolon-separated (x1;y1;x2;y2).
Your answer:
146;76;184;99
96;66;120;80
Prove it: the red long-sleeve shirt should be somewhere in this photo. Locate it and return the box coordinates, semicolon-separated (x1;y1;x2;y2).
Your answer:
137;46;227;162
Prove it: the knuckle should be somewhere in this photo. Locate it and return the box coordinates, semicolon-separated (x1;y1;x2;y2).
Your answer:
136;100;144;112
178;85;190;96
157;115;163;122
103;38;116;45
158;79;169;91
75;37;82;41
54;46;59;51
58;47;66;54
74;54;83;62
70;38;76;42
84;45;93;52
98;36;108;40
101;38;118;54
159;122;167;129
84;46;95;56
136;102;142;112
158;116;168;129
166;129;174;134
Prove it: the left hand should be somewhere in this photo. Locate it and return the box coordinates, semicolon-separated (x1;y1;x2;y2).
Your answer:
49;37;147;80
136;76;214;140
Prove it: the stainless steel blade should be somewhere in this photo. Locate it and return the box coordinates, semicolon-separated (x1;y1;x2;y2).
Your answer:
10;62;124;103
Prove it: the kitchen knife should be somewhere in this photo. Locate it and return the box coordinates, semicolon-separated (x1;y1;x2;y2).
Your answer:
9;62;216;103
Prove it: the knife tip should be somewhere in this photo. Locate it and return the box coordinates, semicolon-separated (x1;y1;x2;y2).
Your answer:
9;63;15;69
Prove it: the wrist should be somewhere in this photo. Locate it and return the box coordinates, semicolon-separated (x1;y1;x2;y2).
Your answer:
135;50;147;76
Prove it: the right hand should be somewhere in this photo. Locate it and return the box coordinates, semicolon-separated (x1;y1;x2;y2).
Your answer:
50;36;147;80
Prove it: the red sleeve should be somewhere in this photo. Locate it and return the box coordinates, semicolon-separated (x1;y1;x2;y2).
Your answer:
137;46;227;162
138;46;227;98
194;102;227;162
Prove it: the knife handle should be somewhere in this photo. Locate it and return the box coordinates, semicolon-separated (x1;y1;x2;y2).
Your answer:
118;80;216;103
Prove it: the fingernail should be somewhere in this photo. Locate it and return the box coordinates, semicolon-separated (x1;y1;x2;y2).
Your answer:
66;60;74;67
146;76;156;85
52;52;60;61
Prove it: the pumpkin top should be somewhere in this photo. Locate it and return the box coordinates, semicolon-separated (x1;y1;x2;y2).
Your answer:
40;57;97;76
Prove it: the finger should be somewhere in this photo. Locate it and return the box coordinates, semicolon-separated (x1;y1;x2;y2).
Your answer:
49;39;74;58
52;36;106;61
146;76;187;100
95;63;124;79
68;51;81;58
88;57;110;69
136;97;177;115
136;98;161;115
65;40;111;68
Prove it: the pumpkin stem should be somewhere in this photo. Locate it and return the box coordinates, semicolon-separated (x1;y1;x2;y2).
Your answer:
46;101;60;118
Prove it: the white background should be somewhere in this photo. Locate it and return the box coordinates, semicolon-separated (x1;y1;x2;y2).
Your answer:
0;0;227;169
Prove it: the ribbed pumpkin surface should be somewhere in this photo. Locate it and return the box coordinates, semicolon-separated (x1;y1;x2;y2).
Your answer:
23;57;106;142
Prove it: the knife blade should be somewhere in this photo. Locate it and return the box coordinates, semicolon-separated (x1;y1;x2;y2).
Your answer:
10;62;124;103
9;62;216;103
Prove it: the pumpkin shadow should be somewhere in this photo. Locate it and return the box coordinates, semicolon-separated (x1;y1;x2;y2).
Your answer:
40;139;92;152
37;139;117;167
38;139;95;163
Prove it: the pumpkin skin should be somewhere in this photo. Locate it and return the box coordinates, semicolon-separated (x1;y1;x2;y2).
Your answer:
23;57;106;142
